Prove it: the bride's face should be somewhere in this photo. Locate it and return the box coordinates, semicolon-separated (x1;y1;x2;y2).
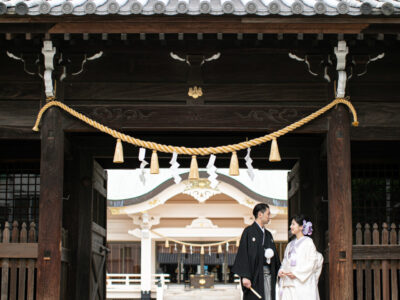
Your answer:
290;219;303;235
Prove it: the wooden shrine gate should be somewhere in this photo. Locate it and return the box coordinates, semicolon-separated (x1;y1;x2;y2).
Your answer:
2;11;400;299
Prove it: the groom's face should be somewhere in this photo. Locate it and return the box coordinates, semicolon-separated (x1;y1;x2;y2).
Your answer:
259;208;270;225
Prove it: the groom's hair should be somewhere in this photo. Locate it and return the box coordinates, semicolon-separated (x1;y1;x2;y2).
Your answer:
253;203;269;219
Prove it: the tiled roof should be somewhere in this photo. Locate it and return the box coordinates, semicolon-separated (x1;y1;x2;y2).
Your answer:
0;0;399;16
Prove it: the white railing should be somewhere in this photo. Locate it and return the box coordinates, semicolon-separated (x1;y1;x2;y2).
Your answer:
106;273;170;299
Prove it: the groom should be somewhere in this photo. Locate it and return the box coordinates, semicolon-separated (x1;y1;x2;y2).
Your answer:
232;203;280;300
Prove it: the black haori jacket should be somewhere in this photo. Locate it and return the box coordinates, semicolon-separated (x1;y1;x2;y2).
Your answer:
232;222;281;300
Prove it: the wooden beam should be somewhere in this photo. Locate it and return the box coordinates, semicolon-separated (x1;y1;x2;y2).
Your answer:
37;107;64;300
0;244;38;258
351;127;400;141
1;16;400;24
327;105;353;300
0;127;40;140
352;245;400;260
62;104;327;133
2;16;400;35
61;83;330;103
47;22;369;34
3;101;400;138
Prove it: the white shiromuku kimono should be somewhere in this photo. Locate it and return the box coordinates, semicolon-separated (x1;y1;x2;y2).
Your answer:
276;236;323;300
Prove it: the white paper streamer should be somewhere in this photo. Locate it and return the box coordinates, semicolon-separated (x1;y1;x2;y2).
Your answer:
169;152;182;184
138;148;148;185
206;154;219;188
245;148;255;181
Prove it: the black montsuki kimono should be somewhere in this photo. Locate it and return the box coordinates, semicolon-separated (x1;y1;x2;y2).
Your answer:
232;222;281;300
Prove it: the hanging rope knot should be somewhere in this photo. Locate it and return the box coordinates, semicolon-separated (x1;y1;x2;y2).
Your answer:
31;99;359;150
333;97;359;127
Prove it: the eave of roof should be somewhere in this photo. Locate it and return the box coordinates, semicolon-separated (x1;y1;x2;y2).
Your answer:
0;0;399;17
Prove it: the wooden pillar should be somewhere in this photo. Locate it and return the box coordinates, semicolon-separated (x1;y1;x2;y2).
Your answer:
200;253;205;275
37;108;64;300
75;149;93;300
327;105;353;300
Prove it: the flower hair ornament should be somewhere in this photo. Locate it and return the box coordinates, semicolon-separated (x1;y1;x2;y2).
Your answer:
302;220;313;236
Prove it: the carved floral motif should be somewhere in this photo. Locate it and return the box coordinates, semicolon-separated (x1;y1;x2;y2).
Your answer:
235;108;299;123
90;107;155;122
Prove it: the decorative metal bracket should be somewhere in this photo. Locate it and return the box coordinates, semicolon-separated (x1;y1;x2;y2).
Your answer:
6;52;39;76
353;53;385;78
288;52;333;82
170;52;221;99
7;40;103;100
70;51;104;76
334;40;348;98
288;53;318;76
170;52;221;66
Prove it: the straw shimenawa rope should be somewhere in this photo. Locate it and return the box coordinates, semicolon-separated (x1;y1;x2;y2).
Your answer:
32;98;358;155
150;230;238;248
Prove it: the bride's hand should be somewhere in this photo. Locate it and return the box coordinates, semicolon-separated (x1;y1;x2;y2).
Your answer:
285;272;296;279
278;270;285;278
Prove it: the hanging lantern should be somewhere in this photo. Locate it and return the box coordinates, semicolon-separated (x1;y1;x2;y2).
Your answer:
189;156;199;180
218;244;223;254
200;246;204;255
209;246;211;256
165;240;169;248
229;151;239;176
226;242;229;252
190;245;193;254
236;239;240;247
174;243;177;252
182;245;186;254
150;150;159;174
269;138;281;162
113;139;124;163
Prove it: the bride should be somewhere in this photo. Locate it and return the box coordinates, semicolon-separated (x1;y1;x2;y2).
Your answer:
276;215;323;300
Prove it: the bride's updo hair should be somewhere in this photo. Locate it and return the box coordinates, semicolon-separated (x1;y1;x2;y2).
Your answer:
291;214;307;226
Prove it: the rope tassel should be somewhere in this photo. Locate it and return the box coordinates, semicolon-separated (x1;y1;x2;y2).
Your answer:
113;139;124;163
189;156;199;180
269;138;281;162
150;150;159;174
229;151;239;176
165;240;169;248
182;245;186;254
200;246;204;255
218;244;223;254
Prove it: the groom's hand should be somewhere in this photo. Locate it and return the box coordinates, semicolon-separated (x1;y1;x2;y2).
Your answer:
242;278;251;289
